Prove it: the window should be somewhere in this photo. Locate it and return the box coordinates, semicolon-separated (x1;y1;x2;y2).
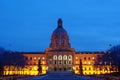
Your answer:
63;55;67;60
76;57;78;60
38;57;40;60
84;57;86;60
53;55;57;60
88;62;91;64
58;55;62;60
92;57;95;59
84;61;86;64
34;57;36;60
54;60;57;64
88;57;90;60
76;61;78;64
42;61;45;64
84;67;86;70
42;57;45;60
99;62;102;64
69;61;72;64
59;61;62;64
89;68;91;70
64;61;66;64
30;57;32;60
68;55;72;60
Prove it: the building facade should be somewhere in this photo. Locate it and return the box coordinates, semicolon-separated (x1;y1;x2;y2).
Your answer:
3;19;118;75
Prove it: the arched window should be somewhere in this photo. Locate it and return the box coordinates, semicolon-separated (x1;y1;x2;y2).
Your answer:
68;55;72;60
63;55;67;60
53;55;57;60
58;55;62;60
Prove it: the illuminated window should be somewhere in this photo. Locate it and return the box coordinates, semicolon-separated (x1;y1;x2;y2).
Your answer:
63;55;67;60
88;62;91;64
42;57;45;60
34;66;37;70
76;57;78;59
42;61;45;64
76;61;78;64
34;57;36;60
58;55;62;60
68;55;72;60
38;57;40;60
84;61;86;64
53;55;57;60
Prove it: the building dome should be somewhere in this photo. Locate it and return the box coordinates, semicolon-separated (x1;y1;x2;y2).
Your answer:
50;18;71;50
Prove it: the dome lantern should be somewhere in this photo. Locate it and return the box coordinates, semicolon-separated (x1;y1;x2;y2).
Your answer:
58;18;63;28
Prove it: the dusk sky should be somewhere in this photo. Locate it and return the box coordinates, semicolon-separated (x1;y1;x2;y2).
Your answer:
0;0;120;52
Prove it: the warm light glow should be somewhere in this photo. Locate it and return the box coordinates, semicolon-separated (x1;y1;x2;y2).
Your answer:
34;66;37;70
76;57;78;59
88;62;91;64
76;61;78;64
42;61;45;64
42;57;45;60
34;57;36;60
38;57;40;60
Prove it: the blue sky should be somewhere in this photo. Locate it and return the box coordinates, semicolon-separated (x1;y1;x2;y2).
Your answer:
0;0;120;52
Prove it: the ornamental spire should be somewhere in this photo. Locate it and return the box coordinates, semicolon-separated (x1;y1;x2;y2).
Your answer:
58;18;63;28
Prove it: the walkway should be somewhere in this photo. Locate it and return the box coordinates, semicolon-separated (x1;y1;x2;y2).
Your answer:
18;73;102;80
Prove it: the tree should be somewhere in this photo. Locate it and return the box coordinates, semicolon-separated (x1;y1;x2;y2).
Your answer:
107;45;120;73
3;51;28;75
0;53;4;76
101;45;120;73
79;58;83;75
38;59;42;75
0;47;5;76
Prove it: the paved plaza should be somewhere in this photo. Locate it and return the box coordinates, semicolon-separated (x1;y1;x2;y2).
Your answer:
18;73;102;80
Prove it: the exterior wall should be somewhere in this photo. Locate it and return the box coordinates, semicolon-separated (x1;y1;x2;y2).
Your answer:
46;51;75;72
3;53;47;75
3;52;118;75
73;53;118;75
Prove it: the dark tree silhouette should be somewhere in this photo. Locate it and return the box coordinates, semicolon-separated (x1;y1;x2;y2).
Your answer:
38;59;42;75
99;45;120;73
3;51;28;75
107;45;120;73
0;47;5;76
0;53;4;76
79;58;83;75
